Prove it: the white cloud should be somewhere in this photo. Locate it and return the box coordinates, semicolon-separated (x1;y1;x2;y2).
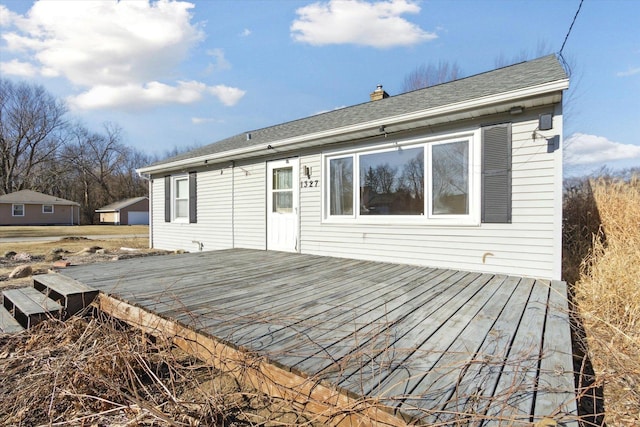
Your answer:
69;81;245;110
207;85;246;106
206;48;231;72
1;0;245;110
564;133;640;165
0;5;20;27
0;59;37;77
192;117;214;124
240;28;252;37
291;0;436;48
616;67;640;77
192;117;225;124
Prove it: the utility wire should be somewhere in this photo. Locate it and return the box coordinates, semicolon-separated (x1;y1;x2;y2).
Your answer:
559;0;584;55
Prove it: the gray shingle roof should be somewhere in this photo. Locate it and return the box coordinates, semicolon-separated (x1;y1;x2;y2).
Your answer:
149;55;567;168
96;196;148;212
0;190;79;205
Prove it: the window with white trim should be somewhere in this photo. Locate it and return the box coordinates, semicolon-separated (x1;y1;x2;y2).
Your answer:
164;172;197;223
324;133;478;224
12;204;24;217
173;176;189;221
43;204;54;214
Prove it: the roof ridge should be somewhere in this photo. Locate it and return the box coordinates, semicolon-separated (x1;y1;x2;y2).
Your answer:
146;54;567;169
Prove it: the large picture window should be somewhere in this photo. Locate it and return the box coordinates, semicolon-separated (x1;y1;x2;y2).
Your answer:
325;134;476;223
359;147;424;216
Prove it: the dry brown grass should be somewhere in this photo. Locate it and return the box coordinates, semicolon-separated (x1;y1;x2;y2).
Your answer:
0;313;321;426
0;225;148;238
572;176;640;426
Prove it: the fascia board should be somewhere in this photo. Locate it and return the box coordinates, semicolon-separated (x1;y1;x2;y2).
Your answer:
138;79;569;175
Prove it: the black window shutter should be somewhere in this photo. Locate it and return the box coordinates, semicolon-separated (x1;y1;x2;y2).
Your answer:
189;171;197;223
482;123;512;223
164;175;171;222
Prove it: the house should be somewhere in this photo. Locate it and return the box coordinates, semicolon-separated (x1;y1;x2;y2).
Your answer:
0;190;80;226
96;197;149;225
138;55;569;280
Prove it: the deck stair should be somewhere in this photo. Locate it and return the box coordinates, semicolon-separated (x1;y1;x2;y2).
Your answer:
0;273;99;332
0;305;24;333
33;274;99;318
2;287;63;329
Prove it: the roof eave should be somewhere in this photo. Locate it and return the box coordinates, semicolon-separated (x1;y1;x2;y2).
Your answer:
137;78;569;175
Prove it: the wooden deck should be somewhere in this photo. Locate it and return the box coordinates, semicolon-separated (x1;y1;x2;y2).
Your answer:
62;248;577;425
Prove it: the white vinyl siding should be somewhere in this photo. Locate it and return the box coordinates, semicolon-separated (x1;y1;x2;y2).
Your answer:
300;112;561;279
233;162;266;249
149;108;562;279
152;166;233;252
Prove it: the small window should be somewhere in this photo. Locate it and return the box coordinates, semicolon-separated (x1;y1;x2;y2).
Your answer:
12;204;24;217
272;167;293;213
165;173;197;223
329;157;354;216
430;140;469;216
43;204;54;214
174;176;189;221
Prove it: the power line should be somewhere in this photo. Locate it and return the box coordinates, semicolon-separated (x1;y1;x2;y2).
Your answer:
559;0;584;55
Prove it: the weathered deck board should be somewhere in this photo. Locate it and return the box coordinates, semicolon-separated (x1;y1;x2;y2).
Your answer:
0;305;24;333
63;248;577;426
534;280;579;420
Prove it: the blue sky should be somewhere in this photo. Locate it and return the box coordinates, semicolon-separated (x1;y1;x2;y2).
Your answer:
1;0;639;176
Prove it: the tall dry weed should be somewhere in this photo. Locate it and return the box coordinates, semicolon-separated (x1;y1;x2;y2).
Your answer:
573;176;640;426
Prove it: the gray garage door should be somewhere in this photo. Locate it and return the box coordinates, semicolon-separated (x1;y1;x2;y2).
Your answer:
128;211;149;225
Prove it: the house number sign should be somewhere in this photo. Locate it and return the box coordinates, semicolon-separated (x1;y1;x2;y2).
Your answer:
300;180;319;188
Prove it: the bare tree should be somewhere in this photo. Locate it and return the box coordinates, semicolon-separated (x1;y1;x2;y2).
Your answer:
0;79;68;194
494;40;553;69
376;164;397;194
399;152;424;202
60;123;140;223
401;60;462;92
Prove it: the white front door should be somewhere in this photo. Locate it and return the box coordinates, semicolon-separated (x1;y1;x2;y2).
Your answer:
267;158;299;252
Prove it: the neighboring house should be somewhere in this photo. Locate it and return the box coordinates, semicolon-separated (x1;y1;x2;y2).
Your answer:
138;55;569;280
96;197;149;225
0;190;80;225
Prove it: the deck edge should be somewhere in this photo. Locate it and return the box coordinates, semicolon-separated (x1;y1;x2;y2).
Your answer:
96;293;408;427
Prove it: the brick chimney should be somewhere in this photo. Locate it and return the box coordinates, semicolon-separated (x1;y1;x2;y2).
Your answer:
370;84;389;101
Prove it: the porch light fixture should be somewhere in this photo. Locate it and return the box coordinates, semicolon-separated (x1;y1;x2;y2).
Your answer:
539;113;553;130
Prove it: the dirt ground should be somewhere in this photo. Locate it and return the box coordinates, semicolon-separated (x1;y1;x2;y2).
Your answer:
0;235;163;289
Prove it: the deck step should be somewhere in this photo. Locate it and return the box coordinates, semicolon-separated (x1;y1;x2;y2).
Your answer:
0;305;24;333
33;274;99;318
2;287;63;329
